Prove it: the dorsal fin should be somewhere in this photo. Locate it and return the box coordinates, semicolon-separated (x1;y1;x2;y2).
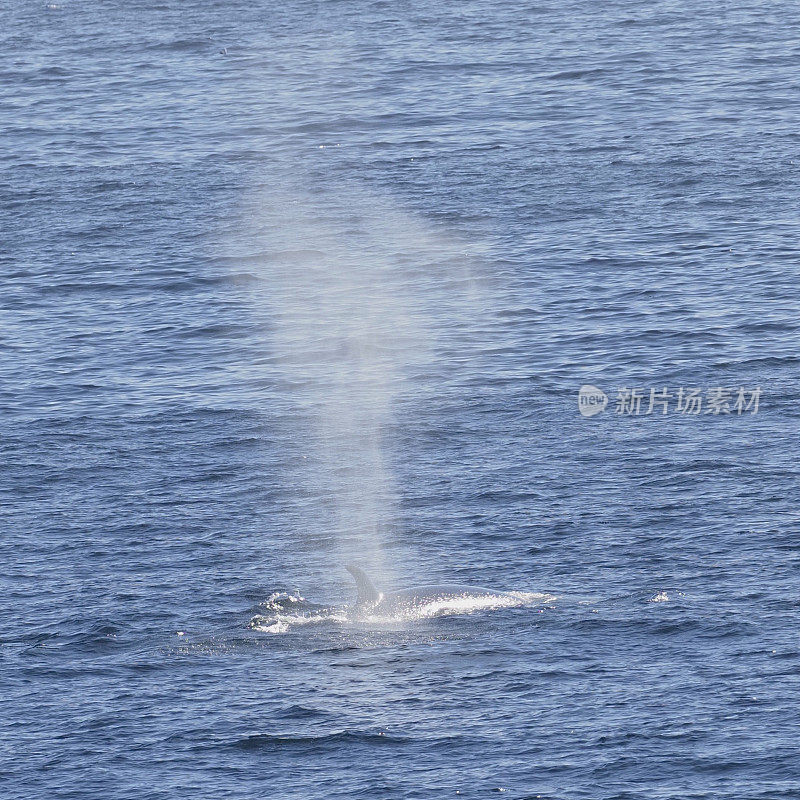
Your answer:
345;564;382;605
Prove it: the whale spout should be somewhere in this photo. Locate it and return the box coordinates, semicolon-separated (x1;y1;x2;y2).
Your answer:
345;564;382;606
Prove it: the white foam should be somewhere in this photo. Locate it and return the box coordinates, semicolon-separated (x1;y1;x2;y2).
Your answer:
249;610;348;634
262;591;305;609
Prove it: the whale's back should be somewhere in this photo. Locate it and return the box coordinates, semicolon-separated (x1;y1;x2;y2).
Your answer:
344;566;533;621
374;584;514;616
386;584;503;604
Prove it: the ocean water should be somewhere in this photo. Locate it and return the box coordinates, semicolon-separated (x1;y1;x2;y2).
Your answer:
2;1;799;798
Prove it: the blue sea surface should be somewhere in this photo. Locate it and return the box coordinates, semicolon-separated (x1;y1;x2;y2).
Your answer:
2;1;799;798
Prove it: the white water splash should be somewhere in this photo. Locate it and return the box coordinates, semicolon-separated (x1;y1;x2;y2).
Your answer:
249;611;348;635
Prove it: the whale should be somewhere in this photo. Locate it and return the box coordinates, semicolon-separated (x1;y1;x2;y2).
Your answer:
345;564;526;619
248;566;549;633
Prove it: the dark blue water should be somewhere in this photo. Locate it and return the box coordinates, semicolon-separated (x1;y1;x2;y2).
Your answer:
3;1;800;798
